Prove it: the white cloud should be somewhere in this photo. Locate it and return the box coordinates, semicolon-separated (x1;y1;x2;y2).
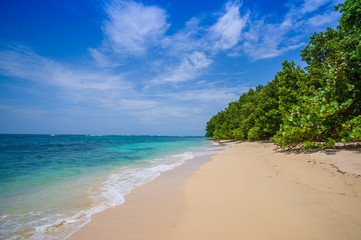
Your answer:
136;105;193;119
87;0;343;69
307;11;340;26
209;1;248;51
161;17;205;56
151;51;212;84
150;1;248;87
241;19;286;60
238;0;341;60
0;45;221;130
0;46;130;91
88;0;341;74
89;48;121;68
243;41;304;60
116;99;158;111
161;1;248;56
164;87;245;103
0;104;48;117
300;0;330;14
241;14;305;60
0;0;347;135
91;0;169;65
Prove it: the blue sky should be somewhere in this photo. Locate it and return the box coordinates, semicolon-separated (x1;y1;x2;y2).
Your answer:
0;0;342;135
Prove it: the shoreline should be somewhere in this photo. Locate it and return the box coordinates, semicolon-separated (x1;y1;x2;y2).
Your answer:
66;151;215;239
68;141;361;239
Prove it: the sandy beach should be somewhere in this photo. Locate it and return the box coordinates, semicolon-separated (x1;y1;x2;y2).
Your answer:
68;141;361;240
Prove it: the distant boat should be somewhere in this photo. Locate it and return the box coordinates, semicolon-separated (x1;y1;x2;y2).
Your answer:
50;134;55;136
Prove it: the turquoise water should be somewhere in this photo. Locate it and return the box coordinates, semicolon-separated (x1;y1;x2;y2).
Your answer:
0;135;222;239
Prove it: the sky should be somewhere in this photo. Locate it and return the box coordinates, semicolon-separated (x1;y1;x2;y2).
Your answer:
0;0;342;136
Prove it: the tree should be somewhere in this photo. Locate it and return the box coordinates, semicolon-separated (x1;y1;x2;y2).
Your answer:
274;0;361;148
205;0;361;148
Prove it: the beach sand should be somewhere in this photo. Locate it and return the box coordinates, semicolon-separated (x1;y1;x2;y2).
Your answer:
68;142;361;240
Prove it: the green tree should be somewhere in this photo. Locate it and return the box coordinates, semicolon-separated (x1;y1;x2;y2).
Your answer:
253;79;282;139
205;0;360;147
276;61;307;113
274;0;361;148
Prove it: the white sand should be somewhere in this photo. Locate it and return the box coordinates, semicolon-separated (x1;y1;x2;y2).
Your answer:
68;142;361;240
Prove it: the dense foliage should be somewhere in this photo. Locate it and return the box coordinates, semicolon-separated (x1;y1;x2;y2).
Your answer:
205;0;361;149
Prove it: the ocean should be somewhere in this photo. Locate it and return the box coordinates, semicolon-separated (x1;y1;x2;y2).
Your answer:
0;134;224;239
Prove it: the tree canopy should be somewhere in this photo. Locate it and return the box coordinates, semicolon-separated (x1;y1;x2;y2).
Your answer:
205;0;361;149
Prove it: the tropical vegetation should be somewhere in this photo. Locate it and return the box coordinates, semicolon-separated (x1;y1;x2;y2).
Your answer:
205;0;361;149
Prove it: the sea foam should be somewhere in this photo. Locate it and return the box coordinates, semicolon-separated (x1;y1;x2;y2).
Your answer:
0;135;221;240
